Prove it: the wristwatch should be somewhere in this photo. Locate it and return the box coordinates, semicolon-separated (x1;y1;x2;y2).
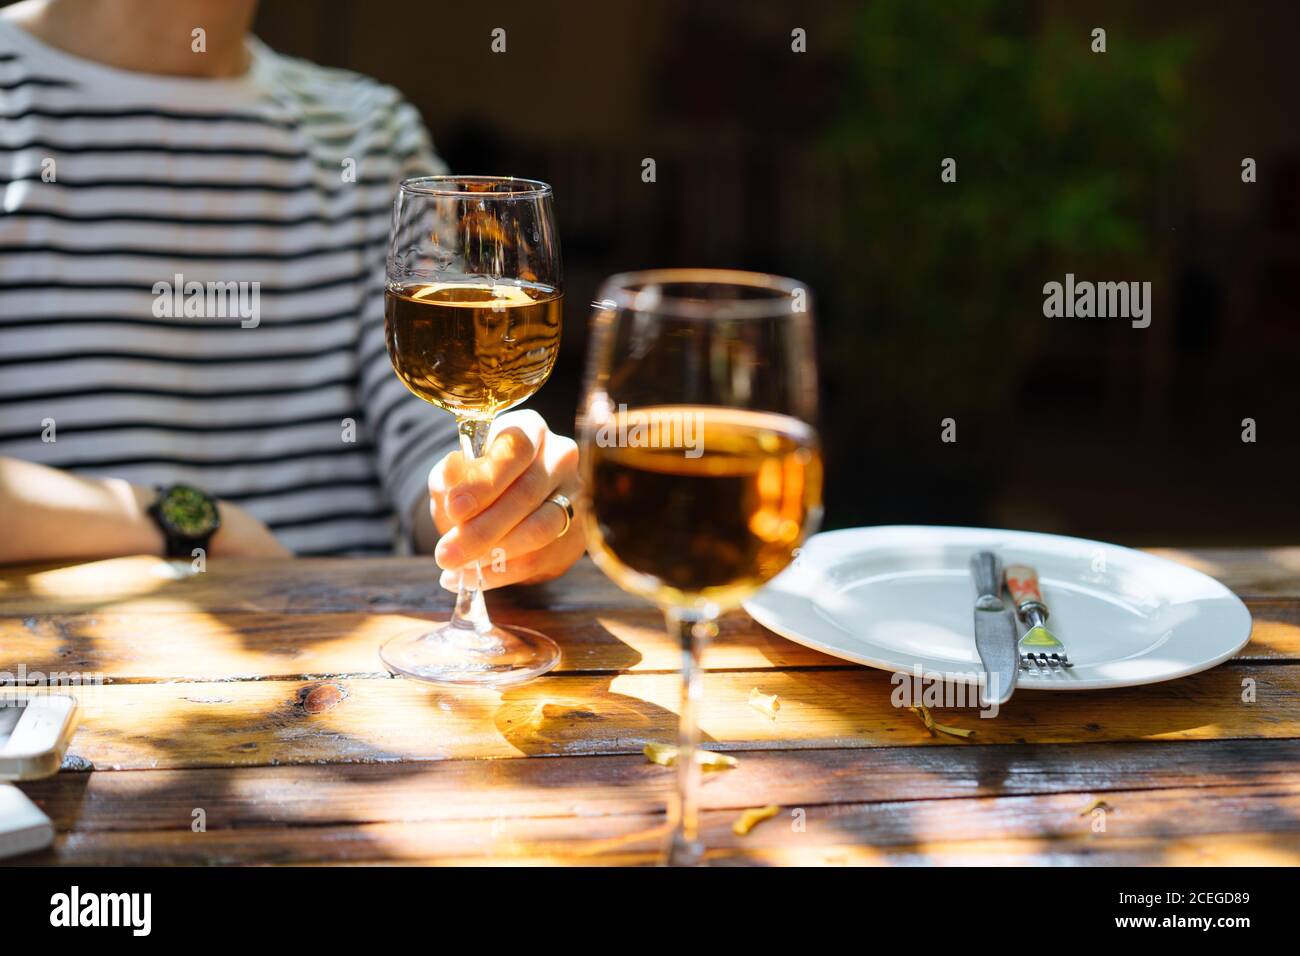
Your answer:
147;484;221;558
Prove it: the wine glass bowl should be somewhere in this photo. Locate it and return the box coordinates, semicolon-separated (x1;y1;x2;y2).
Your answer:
379;176;563;687
385;281;562;421
578;269;822;863
585;404;821;611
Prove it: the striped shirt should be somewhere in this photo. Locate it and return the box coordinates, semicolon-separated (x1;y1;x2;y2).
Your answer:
0;19;455;555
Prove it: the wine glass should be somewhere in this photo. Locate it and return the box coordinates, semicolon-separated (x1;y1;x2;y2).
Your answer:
578;269;823;864
380;175;563;686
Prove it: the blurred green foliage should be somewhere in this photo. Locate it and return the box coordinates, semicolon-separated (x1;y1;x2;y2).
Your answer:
819;0;1195;429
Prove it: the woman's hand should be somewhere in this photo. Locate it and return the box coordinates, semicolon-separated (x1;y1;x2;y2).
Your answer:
427;410;585;590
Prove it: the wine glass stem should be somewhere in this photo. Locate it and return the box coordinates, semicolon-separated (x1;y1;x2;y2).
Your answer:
666;608;716;866
448;418;496;644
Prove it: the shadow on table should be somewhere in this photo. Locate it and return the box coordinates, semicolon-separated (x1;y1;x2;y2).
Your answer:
17;717;410;865
732;628;1300;862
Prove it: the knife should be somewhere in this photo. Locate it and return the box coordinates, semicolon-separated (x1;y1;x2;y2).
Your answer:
970;550;1018;706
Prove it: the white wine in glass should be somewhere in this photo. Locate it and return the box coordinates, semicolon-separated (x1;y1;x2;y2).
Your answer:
380;176;563;687
579;270;823;864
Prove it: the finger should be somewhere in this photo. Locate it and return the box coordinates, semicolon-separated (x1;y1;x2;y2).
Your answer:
434;431;578;569
426;451;469;533
435;453;553;569
490;484;578;559
443;411;547;522
439;526;586;591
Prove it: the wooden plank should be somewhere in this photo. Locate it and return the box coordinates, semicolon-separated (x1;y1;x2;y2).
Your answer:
0;607;845;681
300;832;1300;865
1241;600;1300;658
697;833;1300;866
1145;547;1300;598
19;739;1300;832
1;548;1293;617
17;783;1300;865
0;555;633;615
22;663;1300;770
1;600;1293;682
24;833;1298;866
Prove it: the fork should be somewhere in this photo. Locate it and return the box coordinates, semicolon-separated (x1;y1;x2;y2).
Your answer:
1005;564;1073;669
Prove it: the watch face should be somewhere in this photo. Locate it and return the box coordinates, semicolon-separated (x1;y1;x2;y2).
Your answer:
159;486;218;537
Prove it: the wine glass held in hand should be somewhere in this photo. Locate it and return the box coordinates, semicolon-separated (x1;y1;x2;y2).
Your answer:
578;270;823;865
381;175;564;687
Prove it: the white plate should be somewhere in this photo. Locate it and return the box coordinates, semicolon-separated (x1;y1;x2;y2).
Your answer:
744;526;1252;691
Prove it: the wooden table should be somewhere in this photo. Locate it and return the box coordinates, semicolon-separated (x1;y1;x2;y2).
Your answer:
3;549;1299;866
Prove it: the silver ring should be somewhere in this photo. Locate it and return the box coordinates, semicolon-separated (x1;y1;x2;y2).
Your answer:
545;492;574;538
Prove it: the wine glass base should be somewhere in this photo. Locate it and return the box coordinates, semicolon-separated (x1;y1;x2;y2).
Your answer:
666;832;704;867
379;623;561;687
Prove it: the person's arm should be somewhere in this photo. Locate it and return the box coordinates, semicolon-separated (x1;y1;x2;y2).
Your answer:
0;457;291;564
0;456;161;563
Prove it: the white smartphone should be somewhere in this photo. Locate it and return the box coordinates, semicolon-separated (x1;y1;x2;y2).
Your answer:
0;695;77;860
0;783;52;859
0;694;79;781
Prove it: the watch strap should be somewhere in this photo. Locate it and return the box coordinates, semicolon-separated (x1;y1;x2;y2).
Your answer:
162;527;216;560
148;485;220;559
